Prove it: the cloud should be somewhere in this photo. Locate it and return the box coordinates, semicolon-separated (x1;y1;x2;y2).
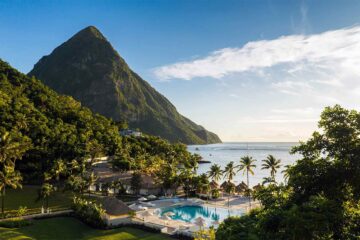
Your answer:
271;81;312;96
153;26;360;81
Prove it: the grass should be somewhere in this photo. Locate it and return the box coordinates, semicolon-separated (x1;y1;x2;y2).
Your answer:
0;217;173;240
3;186;73;217
3;185;97;217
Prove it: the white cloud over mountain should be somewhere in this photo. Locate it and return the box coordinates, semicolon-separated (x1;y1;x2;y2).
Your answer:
154;25;360;141
154;26;360;81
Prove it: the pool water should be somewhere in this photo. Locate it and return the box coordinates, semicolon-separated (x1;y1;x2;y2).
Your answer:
160;205;244;226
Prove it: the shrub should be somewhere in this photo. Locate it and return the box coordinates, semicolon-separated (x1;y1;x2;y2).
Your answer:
0;218;32;228
72;197;106;228
212;189;220;199
128;210;136;218
16;206;27;217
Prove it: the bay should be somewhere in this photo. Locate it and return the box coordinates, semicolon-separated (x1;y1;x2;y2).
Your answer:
188;142;300;187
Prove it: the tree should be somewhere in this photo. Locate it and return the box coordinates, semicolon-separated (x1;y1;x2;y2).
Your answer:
239;156;256;208
86;140;104;165
223;161;237;183
208;164;223;183
110;180;125;195
194;226;216;240
224;182;235;208
197;173;210;199
130;172;142;195
179;168;194;198
281;164;292;183
0;130;31;165
84;172;98;196
216;105;360;239
38;183;54;210
51;159;66;182
261;155;281;181
66;175;87;196
223;162;237;208
0;166;22;217
0;130;30;217
208;164;223;206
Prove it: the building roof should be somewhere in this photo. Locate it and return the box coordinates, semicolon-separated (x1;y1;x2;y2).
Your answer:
236;181;248;193
101;197;131;216
210;181;219;190
92;163;160;189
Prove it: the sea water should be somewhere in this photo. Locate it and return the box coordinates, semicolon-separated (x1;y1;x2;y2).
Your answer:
188;142;300;186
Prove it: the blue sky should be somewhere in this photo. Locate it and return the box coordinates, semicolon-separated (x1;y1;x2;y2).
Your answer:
1;0;360;141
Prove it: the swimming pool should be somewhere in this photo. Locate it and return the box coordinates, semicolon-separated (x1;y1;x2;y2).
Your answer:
159;205;244;226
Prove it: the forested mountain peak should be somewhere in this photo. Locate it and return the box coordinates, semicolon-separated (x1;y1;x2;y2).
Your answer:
29;26;221;144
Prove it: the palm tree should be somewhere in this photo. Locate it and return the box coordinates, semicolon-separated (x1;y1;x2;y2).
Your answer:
207;164;223;183
189;154;200;174
84;172;98;196
38;183;54;211
179;168;193;199
0;131;30;217
0;166;22;217
0;131;30;164
262;177;275;185
197;173;210;200
223;162;237;207
51;159;66;182
223;161;237;183
207;164;223;206
87;140;103;166
239;156;256;208
282;164;292;183
110;180;125;195
262;155;281;181
224;182;235;208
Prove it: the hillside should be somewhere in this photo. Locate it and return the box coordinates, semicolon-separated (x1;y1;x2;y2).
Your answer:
29;26;221;144
0;59;125;181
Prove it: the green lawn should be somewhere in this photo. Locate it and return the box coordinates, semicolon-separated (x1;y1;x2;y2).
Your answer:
4;186;74;217
0;217;173;240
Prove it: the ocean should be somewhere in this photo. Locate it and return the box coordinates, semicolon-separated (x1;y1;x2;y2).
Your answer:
188;142;300;187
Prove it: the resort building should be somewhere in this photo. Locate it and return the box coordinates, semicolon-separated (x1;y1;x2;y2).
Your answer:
89;161;163;195
101;197;132;226
119;129;142;137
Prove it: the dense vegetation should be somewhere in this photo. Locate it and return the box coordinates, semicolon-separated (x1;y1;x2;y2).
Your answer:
29;26;221;144
216;105;360;239
0;59;122;183
72;197;106;228
0;59;204;216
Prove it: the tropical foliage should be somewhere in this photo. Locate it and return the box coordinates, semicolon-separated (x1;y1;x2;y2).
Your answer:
0;60;204;203
72;197;106;228
216;105;360;239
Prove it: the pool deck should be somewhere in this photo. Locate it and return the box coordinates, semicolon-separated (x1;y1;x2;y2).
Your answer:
132;196;260;236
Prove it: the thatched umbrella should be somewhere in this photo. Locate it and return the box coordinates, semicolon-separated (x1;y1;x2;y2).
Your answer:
236;181;248;194
252;184;262;191
147;195;157;200
138;197;147;201
194;216;206;230
220;181;229;190
210;181;219;190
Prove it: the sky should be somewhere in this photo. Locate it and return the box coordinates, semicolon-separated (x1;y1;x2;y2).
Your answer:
1;0;360;142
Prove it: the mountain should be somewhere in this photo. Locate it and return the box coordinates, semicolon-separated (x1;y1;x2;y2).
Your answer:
0;59;123;181
29;26;221;144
